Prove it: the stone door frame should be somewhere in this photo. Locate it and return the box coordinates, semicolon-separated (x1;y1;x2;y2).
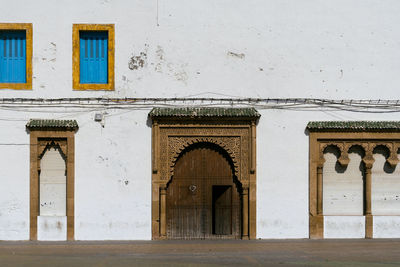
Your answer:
151;116;258;240
27;120;78;240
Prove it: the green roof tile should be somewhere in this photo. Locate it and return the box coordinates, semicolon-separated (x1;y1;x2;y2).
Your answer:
149;107;260;118
307;121;400;132
26;119;79;130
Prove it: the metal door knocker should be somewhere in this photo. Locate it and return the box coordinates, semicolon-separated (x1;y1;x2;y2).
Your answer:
189;185;197;193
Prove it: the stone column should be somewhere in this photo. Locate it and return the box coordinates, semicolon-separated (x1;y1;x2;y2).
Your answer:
363;151;374;239
160;186;167;239
250;121;256;174
365;167;372;216
317;165;323;215
365;167;373;239
152;121;159;174
242;187;249;240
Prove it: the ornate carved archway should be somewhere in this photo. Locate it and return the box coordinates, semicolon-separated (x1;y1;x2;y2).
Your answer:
150;107;260;239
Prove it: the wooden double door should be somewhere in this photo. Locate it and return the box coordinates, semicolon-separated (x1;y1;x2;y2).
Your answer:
166;143;241;239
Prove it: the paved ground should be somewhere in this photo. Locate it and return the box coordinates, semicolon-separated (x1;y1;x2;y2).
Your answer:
0;239;400;267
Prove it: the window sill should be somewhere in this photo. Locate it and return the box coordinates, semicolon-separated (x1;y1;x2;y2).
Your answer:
0;82;32;90
73;82;114;91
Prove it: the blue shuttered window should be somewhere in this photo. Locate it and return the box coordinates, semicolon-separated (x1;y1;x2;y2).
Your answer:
0;30;26;83
80;31;108;84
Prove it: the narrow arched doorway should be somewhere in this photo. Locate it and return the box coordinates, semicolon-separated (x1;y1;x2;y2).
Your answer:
166;142;242;239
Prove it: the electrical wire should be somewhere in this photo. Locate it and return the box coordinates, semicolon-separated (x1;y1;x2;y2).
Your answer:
1;97;400;145
0;97;400;114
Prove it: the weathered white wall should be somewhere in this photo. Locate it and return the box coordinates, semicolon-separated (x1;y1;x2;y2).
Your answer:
373;216;400;238
0;0;399;240
257;110;309;238
372;150;400;215
37;216;67;241
0;120;29;240
0;0;399;100
74;110;151;240
324;216;365;238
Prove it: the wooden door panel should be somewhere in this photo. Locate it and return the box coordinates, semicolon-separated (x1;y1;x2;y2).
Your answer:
167;143;241;239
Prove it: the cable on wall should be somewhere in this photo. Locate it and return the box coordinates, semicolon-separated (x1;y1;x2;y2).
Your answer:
0;97;400;113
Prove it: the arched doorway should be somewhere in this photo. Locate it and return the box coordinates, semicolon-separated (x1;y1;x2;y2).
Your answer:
166;142;242;239
150;107;259;239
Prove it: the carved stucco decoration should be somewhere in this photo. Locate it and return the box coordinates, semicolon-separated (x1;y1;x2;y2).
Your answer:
373;142;400;167
159;127;249;186
168;136;241;177
320;141;400;169
38;140;67;160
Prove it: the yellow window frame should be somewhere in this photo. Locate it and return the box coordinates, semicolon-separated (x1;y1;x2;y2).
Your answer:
0;23;32;90
72;24;114;90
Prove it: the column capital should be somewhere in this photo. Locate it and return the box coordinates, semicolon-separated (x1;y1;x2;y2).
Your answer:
241;187;249;195
317;166;323;174
160;186;167;193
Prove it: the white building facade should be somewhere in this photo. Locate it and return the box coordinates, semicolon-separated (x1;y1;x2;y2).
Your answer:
0;0;400;240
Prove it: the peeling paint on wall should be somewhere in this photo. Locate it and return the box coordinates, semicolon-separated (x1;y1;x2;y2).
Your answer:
227;51;245;59
0;200;21;215
154;45;188;84
128;44;149;70
173;65;188;84
155;45;165;73
128;52;147;70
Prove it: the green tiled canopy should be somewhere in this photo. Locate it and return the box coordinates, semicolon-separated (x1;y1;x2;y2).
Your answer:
26;119;79;130
307;121;400;132
149;107;260;118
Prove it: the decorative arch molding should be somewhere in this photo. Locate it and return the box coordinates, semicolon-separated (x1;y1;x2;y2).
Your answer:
168;136;240;182
150;107;260;240
320;141;400;168
158;128;250;187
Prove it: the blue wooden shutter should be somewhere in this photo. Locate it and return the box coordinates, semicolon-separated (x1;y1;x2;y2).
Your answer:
80;31;108;84
0;30;26;83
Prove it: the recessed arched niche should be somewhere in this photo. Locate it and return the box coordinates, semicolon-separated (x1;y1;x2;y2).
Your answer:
27;119;78;241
